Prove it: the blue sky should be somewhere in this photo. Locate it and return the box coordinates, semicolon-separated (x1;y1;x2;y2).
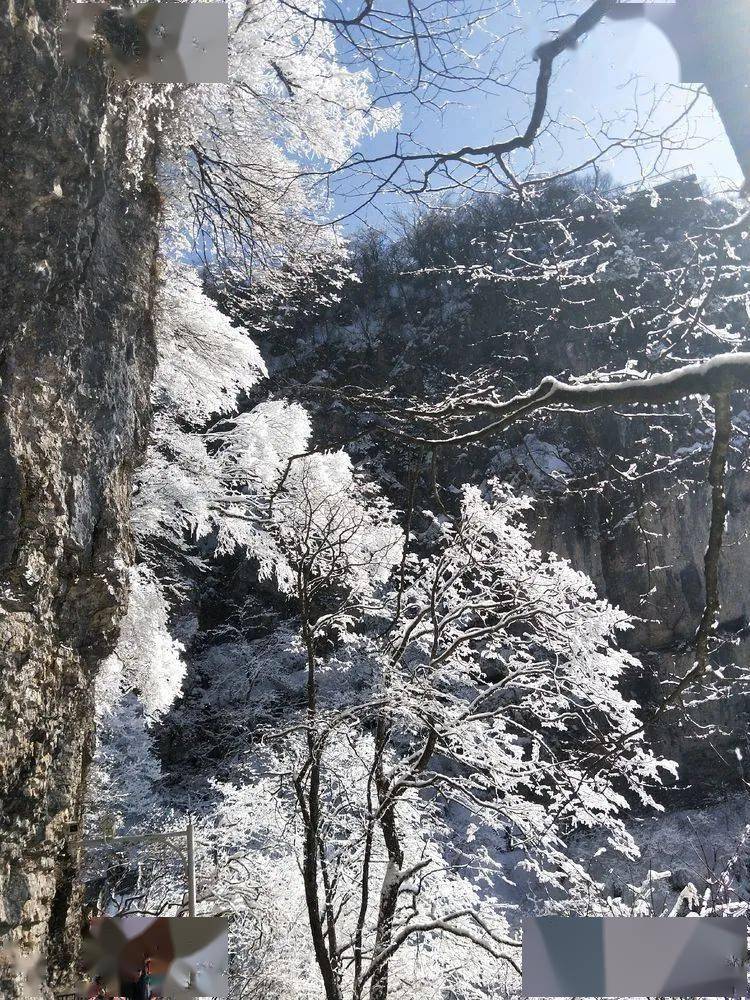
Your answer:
528;12;741;185
335;8;743;227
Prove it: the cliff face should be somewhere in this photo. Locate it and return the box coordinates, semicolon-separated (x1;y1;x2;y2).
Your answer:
0;3;159;991
529;443;750;789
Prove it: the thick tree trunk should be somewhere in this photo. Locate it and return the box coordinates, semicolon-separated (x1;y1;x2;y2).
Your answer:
0;3;160;993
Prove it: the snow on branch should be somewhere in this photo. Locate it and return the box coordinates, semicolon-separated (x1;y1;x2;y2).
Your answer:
405;352;750;445
153;266;267;425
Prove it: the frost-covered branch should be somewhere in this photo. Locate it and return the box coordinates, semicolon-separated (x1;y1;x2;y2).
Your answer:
403;352;750;446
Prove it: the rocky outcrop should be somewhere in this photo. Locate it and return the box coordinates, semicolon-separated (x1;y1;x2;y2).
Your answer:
0;3;159;992
531;434;750;794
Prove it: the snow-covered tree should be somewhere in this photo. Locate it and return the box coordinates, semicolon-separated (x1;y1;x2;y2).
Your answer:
254;476;676;1000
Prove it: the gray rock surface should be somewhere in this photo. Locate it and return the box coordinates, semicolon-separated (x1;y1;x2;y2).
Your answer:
529;437;750;791
0;3;159;991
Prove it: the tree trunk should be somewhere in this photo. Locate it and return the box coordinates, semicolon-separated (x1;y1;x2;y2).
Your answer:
368;718;404;1000
0;3;160;993
297;586;344;1000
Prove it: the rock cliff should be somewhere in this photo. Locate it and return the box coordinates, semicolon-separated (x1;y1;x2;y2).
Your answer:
0;3;159;991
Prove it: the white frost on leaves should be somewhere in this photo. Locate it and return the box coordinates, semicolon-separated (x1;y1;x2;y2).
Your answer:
204;736;519;1000
390;484;677;857
97;565;186;721
214;400;311;488
263;448;404;597
135;272;402;596
153;267;267;424
208;419;403;597
157;0;401;301
133;417;219;545
223;0;400;164
133;267;272;553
